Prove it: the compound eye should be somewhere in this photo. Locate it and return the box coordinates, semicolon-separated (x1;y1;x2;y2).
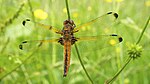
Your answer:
63;20;70;25
70;20;74;25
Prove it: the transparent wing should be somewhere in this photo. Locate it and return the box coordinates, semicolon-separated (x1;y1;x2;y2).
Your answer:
19;39;59;51
76;34;123;50
22;19;62;34
77;34;123;45
73;12;118;33
73;12;121;52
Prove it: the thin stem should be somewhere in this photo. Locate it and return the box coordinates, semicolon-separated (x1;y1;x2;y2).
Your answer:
65;0;71;20
74;44;94;84
136;16;150;44
106;57;132;84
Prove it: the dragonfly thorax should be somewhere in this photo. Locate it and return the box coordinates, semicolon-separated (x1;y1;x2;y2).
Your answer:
58;20;77;45
58;36;78;45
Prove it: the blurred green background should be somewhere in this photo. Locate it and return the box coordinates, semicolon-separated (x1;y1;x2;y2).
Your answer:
0;0;150;84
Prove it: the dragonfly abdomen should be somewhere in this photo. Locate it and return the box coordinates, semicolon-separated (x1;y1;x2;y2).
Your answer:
63;40;71;77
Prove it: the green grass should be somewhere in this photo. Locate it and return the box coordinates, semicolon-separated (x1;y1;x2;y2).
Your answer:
0;0;150;84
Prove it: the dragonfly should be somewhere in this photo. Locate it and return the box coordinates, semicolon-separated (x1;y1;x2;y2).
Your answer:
19;12;123;77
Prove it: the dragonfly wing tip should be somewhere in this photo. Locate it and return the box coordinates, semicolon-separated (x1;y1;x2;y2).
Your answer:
107;12;113;14
22;19;30;26
19;44;23;50
114;13;118;19
119;37;123;42
22;21;26;26
107;12;118;19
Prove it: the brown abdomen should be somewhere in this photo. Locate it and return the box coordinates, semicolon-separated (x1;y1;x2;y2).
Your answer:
63;40;71;77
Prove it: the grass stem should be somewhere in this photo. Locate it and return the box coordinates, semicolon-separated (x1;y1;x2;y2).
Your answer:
74;44;94;84
65;0;71;20
136;16;150;44
105;57;132;84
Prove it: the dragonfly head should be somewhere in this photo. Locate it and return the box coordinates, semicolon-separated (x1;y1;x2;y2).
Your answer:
63;20;75;26
63;20;76;32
